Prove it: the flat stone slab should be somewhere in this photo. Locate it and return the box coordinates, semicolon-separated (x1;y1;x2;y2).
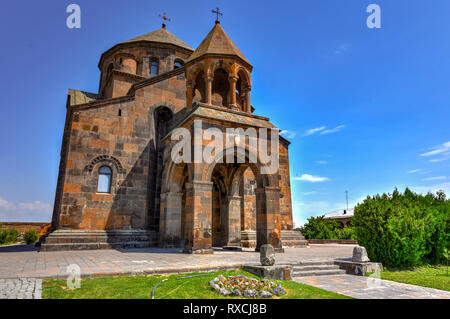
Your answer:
0;278;42;299
242;265;292;280
294;274;450;299
334;259;383;276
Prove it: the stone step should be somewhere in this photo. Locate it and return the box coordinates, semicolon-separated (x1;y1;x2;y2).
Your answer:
44;235;155;244
293;265;341;272
292;269;347;277
295;260;337;266
40;241;157;251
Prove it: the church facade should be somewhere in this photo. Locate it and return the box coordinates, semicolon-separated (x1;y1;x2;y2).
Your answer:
43;19;306;253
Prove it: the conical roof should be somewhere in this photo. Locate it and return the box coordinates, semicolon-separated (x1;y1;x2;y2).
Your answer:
121;27;193;51
188;23;250;65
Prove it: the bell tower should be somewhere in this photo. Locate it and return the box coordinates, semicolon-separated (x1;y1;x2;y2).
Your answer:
185;15;253;112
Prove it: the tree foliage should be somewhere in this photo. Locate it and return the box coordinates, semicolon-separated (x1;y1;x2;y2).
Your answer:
352;188;450;268
23;230;39;245
0;228;19;245
299;216;356;240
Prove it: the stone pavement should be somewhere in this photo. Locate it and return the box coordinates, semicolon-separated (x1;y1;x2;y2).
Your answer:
0;244;354;279
294;274;450;299
0;278;42;299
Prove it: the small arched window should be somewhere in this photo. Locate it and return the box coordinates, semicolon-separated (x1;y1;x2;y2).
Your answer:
97;166;112;193
174;60;183;70
150;60;159;75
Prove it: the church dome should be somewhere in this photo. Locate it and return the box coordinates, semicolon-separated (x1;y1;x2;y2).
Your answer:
187;22;250;66
120;27;194;51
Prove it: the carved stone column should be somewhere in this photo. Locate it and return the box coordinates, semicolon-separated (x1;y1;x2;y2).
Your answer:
204;72;214;105
183;180;214;254
186;80;194;109
228;74;239;109
255;186;283;252
224;195;242;246
243;85;252;113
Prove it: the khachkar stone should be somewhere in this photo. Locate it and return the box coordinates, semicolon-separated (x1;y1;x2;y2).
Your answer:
352;246;370;262
260;244;275;266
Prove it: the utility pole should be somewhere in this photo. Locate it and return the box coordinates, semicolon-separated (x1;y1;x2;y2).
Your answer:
345;191;349;210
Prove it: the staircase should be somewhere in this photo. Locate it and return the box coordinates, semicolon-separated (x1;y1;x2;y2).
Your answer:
292;260;347;277
39;229;158;251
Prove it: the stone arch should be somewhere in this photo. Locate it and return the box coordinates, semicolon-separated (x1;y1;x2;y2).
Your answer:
208;60;234;75
211;68;230;107
114;53;137;74
193;71;205;104
84;155;125;174
159;160;190;248
203;147;278;249
204;147;269;189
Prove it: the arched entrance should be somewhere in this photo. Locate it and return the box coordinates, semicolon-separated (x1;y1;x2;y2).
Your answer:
159;147;283;253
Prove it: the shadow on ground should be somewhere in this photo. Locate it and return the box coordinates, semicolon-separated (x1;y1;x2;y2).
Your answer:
0;244;38;253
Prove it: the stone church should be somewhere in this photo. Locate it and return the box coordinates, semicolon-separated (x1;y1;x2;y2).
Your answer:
42;18;306;253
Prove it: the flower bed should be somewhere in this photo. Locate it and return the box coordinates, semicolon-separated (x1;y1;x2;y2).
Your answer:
209;274;286;298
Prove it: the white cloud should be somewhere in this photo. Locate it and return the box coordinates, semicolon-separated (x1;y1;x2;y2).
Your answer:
411;183;450;196
294;174;330;183
302;191;319;196
429;152;450;163
422;176;447;182
303;126;326;136
316;160;328;165
320;125;346;135
0;196;52;222
333;44;350;56
280;130;297;139
420;141;450;157
408;169;422;174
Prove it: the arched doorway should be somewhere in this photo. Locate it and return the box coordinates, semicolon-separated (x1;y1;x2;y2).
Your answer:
160;147;283;253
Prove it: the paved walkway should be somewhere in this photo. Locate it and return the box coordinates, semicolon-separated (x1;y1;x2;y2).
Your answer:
2;244;448;299
0;278;42;299
295;274;450;299
0;244;354;279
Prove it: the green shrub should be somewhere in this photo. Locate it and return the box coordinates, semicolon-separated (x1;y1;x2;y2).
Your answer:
336;226;357;240
300;216;356;240
0;228;19;245
352;188;450;268
23;230;39;244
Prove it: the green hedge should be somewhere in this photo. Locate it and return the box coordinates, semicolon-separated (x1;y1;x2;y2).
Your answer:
23;230;39;244
352;188;449;268
0;228;19;245
299;216;356;240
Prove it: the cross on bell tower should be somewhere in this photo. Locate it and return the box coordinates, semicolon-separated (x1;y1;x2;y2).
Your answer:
212;7;223;24
159;12;171;28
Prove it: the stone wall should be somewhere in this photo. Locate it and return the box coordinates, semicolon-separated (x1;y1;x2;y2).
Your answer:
54;71;186;232
0;222;50;235
99;43;192;99
279;138;293;230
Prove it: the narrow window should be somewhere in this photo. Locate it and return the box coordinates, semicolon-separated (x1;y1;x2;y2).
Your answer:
151;60;158;75
174;61;183;69
118;109;122;117
97;166;112;193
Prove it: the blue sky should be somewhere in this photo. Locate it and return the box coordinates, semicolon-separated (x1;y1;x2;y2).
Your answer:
0;0;449;225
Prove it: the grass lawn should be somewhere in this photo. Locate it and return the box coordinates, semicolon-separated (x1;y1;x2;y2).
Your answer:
43;269;352;299
371;266;449;292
